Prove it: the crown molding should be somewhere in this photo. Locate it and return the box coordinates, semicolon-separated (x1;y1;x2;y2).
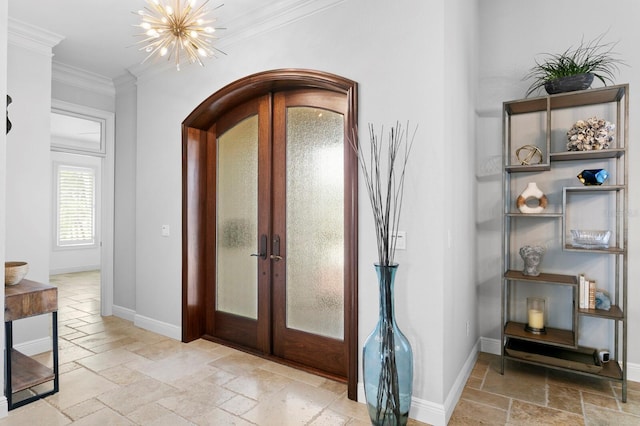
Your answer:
52;61;115;97
8;17;64;56
218;0;345;48
113;71;137;91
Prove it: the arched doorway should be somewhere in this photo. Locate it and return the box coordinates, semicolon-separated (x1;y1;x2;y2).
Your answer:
182;69;359;399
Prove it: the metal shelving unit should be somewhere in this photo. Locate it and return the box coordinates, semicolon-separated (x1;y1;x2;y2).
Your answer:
500;84;628;402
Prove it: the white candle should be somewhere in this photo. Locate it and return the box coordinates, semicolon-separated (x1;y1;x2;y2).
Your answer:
528;309;544;329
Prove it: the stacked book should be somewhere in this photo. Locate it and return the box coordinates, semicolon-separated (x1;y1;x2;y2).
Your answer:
579;274;596;310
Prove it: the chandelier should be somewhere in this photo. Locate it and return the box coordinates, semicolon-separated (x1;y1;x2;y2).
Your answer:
136;0;223;70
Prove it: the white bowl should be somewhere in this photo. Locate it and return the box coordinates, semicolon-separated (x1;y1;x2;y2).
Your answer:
570;230;611;248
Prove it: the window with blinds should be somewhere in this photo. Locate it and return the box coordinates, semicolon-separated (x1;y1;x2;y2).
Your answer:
56;164;96;247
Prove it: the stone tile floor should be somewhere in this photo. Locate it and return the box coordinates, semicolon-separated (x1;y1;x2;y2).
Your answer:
2;271;426;425
3;271;639;425
449;351;640;425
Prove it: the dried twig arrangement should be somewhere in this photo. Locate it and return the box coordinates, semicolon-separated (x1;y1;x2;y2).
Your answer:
352;122;416;266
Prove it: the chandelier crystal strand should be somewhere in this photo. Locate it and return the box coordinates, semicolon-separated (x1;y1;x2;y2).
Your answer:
136;0;224;70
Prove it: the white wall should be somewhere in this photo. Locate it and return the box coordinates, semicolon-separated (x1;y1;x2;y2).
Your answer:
0;1;8;416
128;1;472;423
443;0;479;412
477;0;640;371
113;73;137;313
6;20;62;347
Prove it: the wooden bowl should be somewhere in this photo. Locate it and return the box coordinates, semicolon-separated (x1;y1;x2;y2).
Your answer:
5;261;28;286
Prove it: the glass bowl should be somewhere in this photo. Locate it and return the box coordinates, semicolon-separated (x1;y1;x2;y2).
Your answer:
570;230;611;249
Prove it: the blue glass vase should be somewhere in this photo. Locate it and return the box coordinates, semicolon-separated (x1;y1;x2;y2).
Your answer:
363;264;413;425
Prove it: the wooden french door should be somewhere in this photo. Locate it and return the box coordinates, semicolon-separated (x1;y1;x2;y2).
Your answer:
183;70;358;396
210;89;351;378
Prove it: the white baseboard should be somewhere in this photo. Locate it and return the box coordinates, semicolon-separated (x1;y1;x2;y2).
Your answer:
443;340;480;424
0;396;7;419
49;265;100;275
625;359;640;383
112;304;136;322
134;314;181;341
14;337;51;356
480;336;501;355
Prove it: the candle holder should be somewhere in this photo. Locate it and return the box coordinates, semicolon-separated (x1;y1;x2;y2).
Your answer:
525;297;546;334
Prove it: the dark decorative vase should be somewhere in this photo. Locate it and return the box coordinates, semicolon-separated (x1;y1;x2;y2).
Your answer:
544;73;594;94
363;264;413;425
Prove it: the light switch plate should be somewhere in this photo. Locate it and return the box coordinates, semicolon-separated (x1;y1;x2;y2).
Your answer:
161;225;170;237
394;231;406;250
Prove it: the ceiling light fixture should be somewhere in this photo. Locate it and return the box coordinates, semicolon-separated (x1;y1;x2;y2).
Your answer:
135;0;224;71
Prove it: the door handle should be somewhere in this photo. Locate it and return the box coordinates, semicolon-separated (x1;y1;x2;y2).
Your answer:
250;234;267;259
271;234;283;261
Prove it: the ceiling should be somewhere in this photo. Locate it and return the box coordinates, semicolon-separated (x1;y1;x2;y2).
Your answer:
7;0;330;80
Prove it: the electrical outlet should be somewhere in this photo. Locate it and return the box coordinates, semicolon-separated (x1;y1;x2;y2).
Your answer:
161;225;170;237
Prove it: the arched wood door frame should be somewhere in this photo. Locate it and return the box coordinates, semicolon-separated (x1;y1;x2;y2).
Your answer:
182;69;359;399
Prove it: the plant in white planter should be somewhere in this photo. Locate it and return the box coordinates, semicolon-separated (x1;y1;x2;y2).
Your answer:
525;34;624;97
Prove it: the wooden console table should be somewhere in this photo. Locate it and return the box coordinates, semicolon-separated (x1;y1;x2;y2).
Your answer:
5;279;59;409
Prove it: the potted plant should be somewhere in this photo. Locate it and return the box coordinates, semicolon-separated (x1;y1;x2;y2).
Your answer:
525;34;624;97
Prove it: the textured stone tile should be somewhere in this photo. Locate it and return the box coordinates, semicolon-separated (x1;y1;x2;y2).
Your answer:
63;398;109;421
99;364;151;386
328;394;370;422
130;338;188;361
481;360;547;404
547;384;582;414
242;381;339;425
224;368;294;401
156;379;236;419
259;361;327;387
508;400;583;425
57;341;95;364
97;378;177;415
127;402;191;425
460;387;510;411
218;394;258;416
0;399;71;425
465;375;483;389
77;347;148;372
71;330;131;351
209;351;270;376
584;403;640;425
319;378;348;395
308;408;351;425
69;407;134;425
448;398;507;425
191;407;256;426
546;369;615;396
46;367;119;410
619;395;640;417
470;359;490;379
582;390;620;411
224;369;292;401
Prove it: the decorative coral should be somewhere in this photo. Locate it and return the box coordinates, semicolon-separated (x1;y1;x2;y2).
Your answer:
567;117;615;151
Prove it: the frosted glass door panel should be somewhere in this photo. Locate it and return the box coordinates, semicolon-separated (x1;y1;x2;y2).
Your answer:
286;107;344;339
216;115;259;319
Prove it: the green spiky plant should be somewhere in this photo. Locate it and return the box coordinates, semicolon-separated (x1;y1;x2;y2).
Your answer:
525;34;624;97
